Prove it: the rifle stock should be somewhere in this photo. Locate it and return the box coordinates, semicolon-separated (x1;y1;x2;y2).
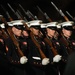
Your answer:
44;37;58;56
30;32;47;59
39;27;56;56
64;16;69;21
60;33;73;55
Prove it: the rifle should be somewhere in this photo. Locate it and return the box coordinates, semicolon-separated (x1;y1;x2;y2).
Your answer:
51;1;69;21
44;37;58;56
36;6;59;57
36;5;61;57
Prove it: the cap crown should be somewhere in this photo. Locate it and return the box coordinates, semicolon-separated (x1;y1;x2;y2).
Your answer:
28;20;42;27
61;21;74;27
46;22;58;28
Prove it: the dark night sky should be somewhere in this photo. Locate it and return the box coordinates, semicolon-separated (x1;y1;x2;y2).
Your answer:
0;0;75;22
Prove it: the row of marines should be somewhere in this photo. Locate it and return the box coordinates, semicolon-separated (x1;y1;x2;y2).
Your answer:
0;18;75;75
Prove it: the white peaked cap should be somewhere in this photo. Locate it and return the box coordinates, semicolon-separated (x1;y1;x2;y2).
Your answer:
40;23;47;28
7;22;13;26
11;20;25;25
61;21;74;27
46;22;58;28
0;23;5;28
28;20;42;27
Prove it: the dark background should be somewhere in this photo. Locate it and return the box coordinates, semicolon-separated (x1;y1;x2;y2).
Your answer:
0;0;75;22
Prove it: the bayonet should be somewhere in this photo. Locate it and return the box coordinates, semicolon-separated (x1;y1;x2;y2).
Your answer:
0;5;11;19
19;4;27;15
66;11;74;20
37;6;44;14
51;2;59;13
7;3;15;14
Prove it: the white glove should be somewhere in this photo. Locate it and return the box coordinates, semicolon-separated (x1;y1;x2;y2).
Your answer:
42;58;50;65
53;55;62;62
20;56;28;64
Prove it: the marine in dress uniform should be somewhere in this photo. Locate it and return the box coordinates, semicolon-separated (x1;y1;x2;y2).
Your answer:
18;23;30;75
44;22;62;75
59;21;75;75
27;20;49;75
4;20;28;75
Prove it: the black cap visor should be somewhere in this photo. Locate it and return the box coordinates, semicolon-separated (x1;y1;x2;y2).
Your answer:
31;26;40;29
48;27;57;30
63;26;73;30
14;25;24;30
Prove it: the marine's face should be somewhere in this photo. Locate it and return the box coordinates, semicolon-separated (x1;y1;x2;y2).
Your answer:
30;27;40;36
47;28;56;38
12;27;22;37
62;28;72;38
